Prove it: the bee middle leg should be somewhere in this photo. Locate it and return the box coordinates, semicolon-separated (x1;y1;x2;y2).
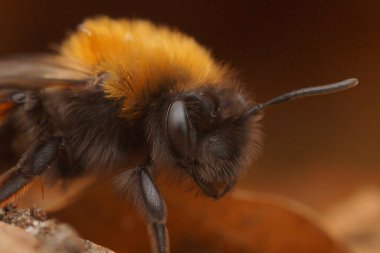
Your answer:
0;137;62;206
118;166;169;253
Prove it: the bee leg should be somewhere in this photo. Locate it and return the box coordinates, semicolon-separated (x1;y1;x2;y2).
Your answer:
0;137;62;206
148;223;168;253
116;166;168;253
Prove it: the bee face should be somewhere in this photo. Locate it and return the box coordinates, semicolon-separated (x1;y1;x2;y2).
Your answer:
147;85;262;199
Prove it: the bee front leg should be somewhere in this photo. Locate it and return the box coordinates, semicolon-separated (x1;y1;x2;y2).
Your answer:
116;166;169;253
0;137;62;205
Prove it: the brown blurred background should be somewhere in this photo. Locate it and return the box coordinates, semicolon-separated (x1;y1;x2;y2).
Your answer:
0;0;379;252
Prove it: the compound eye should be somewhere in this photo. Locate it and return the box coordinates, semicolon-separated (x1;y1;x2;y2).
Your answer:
167;100;190;159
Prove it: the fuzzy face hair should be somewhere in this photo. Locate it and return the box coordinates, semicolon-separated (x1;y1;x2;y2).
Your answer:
144;85;262;198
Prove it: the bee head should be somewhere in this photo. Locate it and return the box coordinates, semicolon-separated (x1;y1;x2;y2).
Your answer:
145;78;357;199
147;85;262;199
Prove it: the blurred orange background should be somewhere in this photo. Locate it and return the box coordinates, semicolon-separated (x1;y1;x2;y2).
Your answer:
0;1;379;252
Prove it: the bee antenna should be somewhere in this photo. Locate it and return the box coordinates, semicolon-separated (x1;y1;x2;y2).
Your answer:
244;78;358;117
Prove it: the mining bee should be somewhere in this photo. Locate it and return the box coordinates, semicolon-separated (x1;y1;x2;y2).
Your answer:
0;17;357;253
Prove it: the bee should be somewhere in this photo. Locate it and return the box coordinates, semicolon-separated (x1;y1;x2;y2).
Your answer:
0;17;357;253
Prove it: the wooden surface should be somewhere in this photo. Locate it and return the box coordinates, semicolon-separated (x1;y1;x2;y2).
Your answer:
0;204;114;253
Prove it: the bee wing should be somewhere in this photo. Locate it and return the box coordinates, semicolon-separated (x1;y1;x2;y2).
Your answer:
0;54;95;118
0;54;94;89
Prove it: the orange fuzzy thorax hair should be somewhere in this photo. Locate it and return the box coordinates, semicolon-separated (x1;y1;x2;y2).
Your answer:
60;17;230;117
